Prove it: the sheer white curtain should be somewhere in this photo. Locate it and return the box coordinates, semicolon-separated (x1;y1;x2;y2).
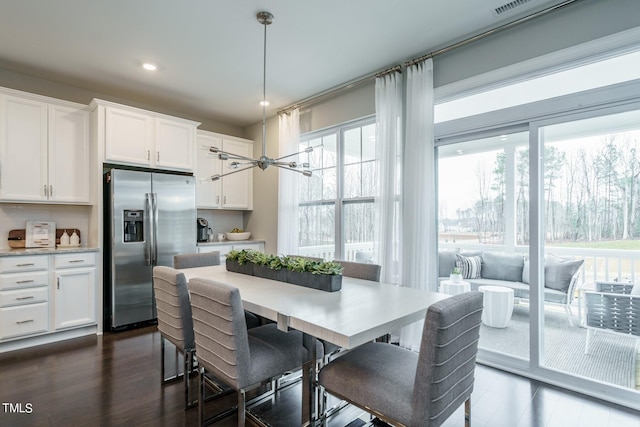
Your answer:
400;59;437;351
374;71;404;284
277;108;300;255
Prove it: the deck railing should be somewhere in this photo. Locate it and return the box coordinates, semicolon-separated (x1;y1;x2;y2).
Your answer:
301;241;639;287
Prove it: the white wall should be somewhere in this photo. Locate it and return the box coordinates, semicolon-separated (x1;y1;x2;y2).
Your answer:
0;204;91;250
0;68;244;136
433;0;640;88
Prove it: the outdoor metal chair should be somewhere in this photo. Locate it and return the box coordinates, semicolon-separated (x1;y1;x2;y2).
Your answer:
583;281;640;354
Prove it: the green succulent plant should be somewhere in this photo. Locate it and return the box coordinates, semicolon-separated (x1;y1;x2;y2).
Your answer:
227;250;342;276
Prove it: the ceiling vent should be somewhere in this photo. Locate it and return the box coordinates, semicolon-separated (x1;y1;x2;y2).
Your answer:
493;0;538;15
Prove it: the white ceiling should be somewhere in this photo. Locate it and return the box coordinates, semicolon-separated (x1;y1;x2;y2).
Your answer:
0;0;562;127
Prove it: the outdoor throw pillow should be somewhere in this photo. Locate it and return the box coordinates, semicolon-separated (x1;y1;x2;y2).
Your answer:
438;250;458;277
544;256;584;292
456;254;481;279
522;260;529;284
631;283;640;296
481;251;524;282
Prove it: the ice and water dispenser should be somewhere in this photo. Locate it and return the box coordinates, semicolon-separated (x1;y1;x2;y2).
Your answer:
123;210;144;242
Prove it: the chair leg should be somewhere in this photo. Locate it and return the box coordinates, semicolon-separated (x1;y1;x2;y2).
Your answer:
238;389;246;427
565;304;574;327
185;349;198;410
198;367;205;427
464;398;471;427
160;335;166;385
584;329;593;354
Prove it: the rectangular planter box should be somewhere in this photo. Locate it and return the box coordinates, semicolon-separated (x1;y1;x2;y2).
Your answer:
286;270;342;292
225;260;342;292
225;259;253;275
252;265;287;282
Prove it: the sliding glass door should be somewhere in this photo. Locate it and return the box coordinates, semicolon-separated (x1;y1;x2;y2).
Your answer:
437;130;530;360
538;108;640;390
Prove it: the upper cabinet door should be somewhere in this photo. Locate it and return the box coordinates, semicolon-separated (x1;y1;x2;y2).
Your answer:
48;105;90;203
104;106;154;167
0;95;48;202
195;133;222;208
221;138;253;209
155;117;195;171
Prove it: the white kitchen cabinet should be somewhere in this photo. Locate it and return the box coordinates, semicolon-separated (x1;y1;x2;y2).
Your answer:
0;255;49;340
196;132;222;208
0;93;89;203
155;117;195;171
98;101;198;172
195;130;253;209
53;253;96;330
104;106;154;166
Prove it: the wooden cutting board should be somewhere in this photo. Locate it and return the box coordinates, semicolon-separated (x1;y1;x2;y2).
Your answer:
8;229;81;248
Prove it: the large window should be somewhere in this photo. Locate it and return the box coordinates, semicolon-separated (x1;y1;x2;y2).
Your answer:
298;117;376;261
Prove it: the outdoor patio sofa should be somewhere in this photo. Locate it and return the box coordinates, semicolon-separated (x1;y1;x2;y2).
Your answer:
439;250;584;326
583;281;640;354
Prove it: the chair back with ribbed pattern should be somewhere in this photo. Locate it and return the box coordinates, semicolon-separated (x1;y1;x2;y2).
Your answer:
173;252;220;269
189;278;251;390
411;292;483;426
152;266;194;351
334;260;381;282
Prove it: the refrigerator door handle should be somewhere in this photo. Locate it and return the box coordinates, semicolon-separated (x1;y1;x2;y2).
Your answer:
152;192;159;265
145;193;152;266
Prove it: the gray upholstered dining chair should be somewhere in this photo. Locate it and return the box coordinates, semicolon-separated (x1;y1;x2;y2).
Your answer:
319;291;484;427
152;266;197;409
174;251;221;269
334;259;385;343
333;259;382;282
189;278;324;426
173;252;261;329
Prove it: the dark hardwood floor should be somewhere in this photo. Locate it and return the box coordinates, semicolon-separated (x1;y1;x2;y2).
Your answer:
0;325;638;427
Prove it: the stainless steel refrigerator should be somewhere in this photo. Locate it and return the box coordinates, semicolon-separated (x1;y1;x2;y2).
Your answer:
104;168;196;330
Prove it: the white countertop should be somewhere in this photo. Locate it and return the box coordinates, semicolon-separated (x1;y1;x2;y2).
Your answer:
197;239;265;247
0;246;99;256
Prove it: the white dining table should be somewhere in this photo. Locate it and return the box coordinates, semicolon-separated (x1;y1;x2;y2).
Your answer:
179;264;448;426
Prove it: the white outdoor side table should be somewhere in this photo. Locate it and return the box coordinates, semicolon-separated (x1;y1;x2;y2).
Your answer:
440;280;471;296
478;285;514;328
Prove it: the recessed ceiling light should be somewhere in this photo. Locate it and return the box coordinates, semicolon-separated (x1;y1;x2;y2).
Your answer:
142;63;157;71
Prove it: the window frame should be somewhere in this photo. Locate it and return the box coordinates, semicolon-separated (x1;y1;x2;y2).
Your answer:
298;115;376;260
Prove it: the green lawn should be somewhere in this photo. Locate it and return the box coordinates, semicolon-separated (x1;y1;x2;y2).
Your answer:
547;240;640;250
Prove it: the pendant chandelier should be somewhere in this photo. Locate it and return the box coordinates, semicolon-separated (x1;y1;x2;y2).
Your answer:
205;11;312;182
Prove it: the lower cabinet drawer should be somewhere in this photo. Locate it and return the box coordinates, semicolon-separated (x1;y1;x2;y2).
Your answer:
0;286;48;307
0;303;49;340
0;271;50;291
54;253;96;269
